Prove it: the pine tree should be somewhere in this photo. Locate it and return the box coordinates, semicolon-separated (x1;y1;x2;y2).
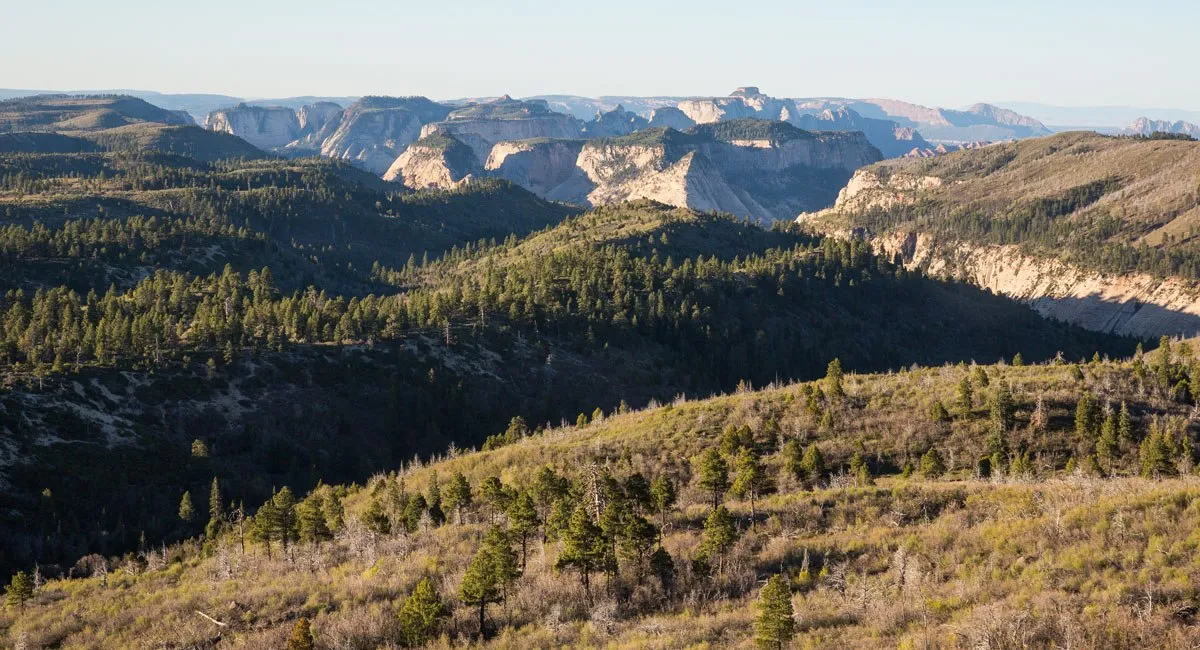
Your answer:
755;574;795;649
482;525;520;610
649;546;676;594
781;439;804;481
848;450;872;486
506;492;540;569
956;376;974;409
618;515;659;582
694;447;730;508
700;505;738;559
555;505;606;602
480;476;511;523
4;570;34;610
444;471;473;524
930;401;950;422
1075;392;1100;439
286;618;315;650
649;475;677;529
825;358;845;398
731;447;769;522
297;496;332;544
799;444;825;486
1140;429;1174;478
1117;402;1134;447
398;577;449;647
178;491;195;524
1097;409;1119;468
989;384;1015;438
206;477;224;539
920;448;945;479
460;536;504;638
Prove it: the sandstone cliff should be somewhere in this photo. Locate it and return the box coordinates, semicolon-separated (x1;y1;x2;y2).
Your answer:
797;132;1200;339
485;139;588;199
583;105;649;137
1126;117;1200;138
381;132;478;188
205;104;299;150
421;96;583;164
796;106;930;158
647;107;696;130
677;87;799;125
318;96;452;174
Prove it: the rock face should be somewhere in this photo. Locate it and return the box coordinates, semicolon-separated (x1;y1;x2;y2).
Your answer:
381;132;479;188
485;139;588;199
677;87;800;125
205;104;300;150
796;106;931;158
871;231;1200;339
420;96;583;164
296;101;343;135
391;119;880;222
1126;117;1200;137
583;105;649;137
648;107;696;130
318;96;453;174
796;97;1051;143
797;137;1200;339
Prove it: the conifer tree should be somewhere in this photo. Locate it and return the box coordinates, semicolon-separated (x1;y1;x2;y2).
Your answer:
920;448;945;479
206;477;224;539
398;577;449;647
731;446;769;522
649;475;677;529
506;492;540;569
694;447;730;508
286;618;315;650
4;570;33;610
179;491;195;524
799;444;826;486
555;505;606;602
956;376;974;409
444;472;473;524
460;536;504;638
755;574;795;649
781;439;804;481
700;506;738;572
1075;392;1100;439
825;358;845;398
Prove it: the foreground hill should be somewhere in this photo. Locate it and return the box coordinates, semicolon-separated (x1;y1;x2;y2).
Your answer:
798;131;1200;338
5;351;1199;648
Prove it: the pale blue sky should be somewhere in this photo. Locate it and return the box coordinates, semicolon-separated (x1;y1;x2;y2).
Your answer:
3;0;1197;109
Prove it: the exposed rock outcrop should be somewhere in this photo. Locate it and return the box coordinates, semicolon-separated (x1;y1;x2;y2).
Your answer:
648;107;696;130
381;132;479;188
485;139;588;199
796;106;931;158
1126;117;1200;138
583;105;649;137
205;104;299;150
421;96;583;164
677;87;799;125
318;96;452;174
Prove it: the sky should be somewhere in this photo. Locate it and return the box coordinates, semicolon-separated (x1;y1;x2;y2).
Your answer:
3;0;1198;110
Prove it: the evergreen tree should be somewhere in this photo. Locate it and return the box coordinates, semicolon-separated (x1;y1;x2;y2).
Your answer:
1075;392;1100;439
4;570;34;610
555;505;606;602
956;376;974;409
755;574;795;649
649;546;676;594
799;444;825;486
624;472;653;514
781;439;804;482
694;447;730;508
506;492;540;569
618;515;659;582
205;477;224;539
297;496;332;544
179;491;195;524
286;618;315;650
460;535;504;638
920;448;945;479
848;450;872;487
1117;402;1134;447
700;505;738;560
825;358;845;398
480;476;512;523
398;577;449;647
930;401;950;422
1140;429;1174;478
1097;409;1119;468
649;475;677;529
989;384;1015;438
731;446;770;522
444;471;473;524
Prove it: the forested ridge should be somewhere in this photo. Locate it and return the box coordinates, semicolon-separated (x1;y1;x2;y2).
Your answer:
0;134;1173;650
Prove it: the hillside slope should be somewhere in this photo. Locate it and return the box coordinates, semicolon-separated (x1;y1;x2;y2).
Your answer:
5;353;1199;648
798;132;1200;338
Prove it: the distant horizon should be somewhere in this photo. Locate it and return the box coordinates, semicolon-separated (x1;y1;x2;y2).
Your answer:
4;85;1200;115
3;0;1198;114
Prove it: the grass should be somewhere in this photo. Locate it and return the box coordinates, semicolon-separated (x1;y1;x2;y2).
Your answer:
5;354;1200;648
